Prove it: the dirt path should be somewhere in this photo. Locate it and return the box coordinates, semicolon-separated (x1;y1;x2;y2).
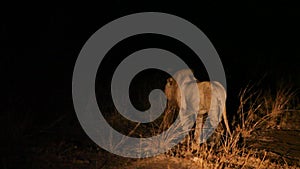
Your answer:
247;129;300;165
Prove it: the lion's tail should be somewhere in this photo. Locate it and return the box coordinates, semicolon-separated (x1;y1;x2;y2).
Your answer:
222;106;232;136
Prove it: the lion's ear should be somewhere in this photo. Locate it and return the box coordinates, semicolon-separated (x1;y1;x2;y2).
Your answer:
167;78;174;86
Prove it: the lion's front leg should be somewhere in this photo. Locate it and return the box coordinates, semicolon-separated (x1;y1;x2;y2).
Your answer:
194;113;204;145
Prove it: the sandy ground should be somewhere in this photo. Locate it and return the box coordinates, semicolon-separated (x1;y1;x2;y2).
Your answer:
3;128;299;169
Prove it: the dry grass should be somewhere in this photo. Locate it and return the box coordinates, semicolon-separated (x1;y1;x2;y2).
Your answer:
234;83;297;137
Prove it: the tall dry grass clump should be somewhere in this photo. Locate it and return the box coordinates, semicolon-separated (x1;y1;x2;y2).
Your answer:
233;83;297;138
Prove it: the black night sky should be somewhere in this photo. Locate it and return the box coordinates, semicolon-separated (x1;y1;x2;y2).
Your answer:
2;1;300;167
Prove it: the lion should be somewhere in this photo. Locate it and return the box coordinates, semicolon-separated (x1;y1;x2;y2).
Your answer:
164;69;232;145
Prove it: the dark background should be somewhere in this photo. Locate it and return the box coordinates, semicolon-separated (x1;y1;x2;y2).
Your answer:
2;1;300;153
